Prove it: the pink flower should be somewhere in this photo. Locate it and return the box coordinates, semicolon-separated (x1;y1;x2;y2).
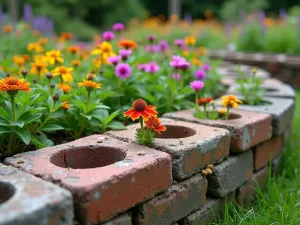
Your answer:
115;63;131;79
169;56;190;70
174;39;185;47
146;45;159;53
112;23;125;32
190;80;205;91
172;55;186;62
202;64;211;72
194;69;206;79
107;56;121;66
119;49;132;61
147;35;156;43
172;73;181;80
145;62;160;73
102;31;115;41
158;40;169;52
137;64;147;71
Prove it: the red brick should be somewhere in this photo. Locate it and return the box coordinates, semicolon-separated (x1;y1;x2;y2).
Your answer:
134;174;207;225
163;109;272;152
107;119;230;180
5;135;172;225
237;167;268;206
254;136;282;171
102;213;131;225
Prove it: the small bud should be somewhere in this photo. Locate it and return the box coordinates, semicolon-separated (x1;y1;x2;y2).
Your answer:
33;79;37;83
52;93;59;101
207;164;214;170
87;73;94;80
201;169;208;176
6;72;11;77
147;35;156;43
21;69;27;78
206;168;213;175
46;72;53;79
50;83;55;88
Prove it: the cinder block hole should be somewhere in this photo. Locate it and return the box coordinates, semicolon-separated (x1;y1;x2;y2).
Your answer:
218;112;241;120
155;125;196;139
0;182;15;205
50;147;126;169
265;88;278;92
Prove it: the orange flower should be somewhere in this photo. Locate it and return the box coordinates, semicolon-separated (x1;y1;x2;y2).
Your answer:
221;95;242;109
78;79;102;89
71;60;81;67
27;42;44;53
145;117;166;134
192;58;202;66
38;38;48;45
24;23;31;30
60;32;72;41
62;100;70;109
2;25;12;33
118;40;137;49
58;83;72;93
30;61;48;77
198;97;213;106
13;56;26;67
67;46;80;54
33;30;41;37
199;47;206;56
184;36;196;46
0;76;30;92
124;99;157;121
23;54;31;62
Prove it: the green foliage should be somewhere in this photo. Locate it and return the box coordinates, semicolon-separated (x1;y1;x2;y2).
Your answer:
135;128;155;147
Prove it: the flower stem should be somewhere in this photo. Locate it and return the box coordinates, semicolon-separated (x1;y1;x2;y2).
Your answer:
10;94;16;121
139;117;144;130
86;90;91;113
203;105;207;118
225;106;230;120
195;91;199;105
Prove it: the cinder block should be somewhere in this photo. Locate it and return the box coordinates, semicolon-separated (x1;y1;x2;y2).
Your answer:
107;119;230;180
134;174;207;225
207;150;253;197
5;135;172;225
102;213;131;225
0;164;73;225
163;109;272;152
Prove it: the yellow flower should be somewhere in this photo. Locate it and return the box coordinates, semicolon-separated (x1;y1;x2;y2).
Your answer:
192;58;202;66
86;72;96;79
183;51;189;56
13;56;26;67
30;61;48;77
71;60;82;67
33;55;48;63
24;23;31;30
38;38;48;45
46;50;64;65
58;83;72;93
252;67;257;74
184;36;196;46
93;58;102;68
199;47;206;56
221;95;242;109
27;42;44;53
52;66;73;82
78;79;102;89
219;108;227;114
92;41;113;55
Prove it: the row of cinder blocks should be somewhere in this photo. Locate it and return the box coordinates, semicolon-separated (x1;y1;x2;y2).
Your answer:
0;78;294;225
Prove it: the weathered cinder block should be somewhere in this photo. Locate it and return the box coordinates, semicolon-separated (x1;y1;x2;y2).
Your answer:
207;150;253;197
107;119;230;180
134;174;207;225
179;192;235;225
102;213;131;225
163;109;272;152
5;135;172;225
0;164;73;225
237;167;268;206
217;64;270;79
272;155;282;175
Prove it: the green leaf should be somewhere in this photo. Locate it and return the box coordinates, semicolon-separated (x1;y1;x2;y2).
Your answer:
107;121;126;130
0;126;11;135
41;124;64;132
29;93;41;101
47;97;54;111
0;119;9;126
20;113;42;124
72;99;86;110
4;101;12;115
105;110;120;125
15;128;31;145
0;107;10;120
80;113;92;120
0;70;5;78
39;133;54;147
10;121;25;128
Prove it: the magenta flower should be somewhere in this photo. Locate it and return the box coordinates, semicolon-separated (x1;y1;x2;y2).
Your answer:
179;61;190;70
190;80;205;91
112;23;125;32
172;73;181;80
194;69;206;79
119;49;132;61
174;39;185;47
169;56;190;70
172;55;186;62
137;64;147;71
102;31;115;41
115;63;131;79
145;62;160;74
202;64;211;72
147;35;156;43
146;45;159;53
107;55;121;66
158;40;169;52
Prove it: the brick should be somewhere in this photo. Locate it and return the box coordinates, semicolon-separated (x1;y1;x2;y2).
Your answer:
254;136;282;171
163;109;272;152
207;150;253;197
179;192;235;225
0;164;73;225
102;213;131;225
237;167;268;206
215;95;295;136
5;135;172;225
133;174;207;225
227;83;295;99
107;119;230;180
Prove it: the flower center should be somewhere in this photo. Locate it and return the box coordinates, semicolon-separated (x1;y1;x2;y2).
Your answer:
132;99;147;112
59;68;67;74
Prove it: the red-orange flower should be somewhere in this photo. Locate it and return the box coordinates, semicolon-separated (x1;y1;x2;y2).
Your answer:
124;99;157;121
62;100;70;109
118;40;137;49
0;76;30;92
198;97;213;106
145;117;166;134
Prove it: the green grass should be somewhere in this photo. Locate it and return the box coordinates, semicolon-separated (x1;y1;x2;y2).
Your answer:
213;92;300;225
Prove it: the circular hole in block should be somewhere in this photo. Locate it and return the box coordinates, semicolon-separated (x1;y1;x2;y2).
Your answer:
264;87;278;92
155;125;196;139
50;147;126;169
0;182;15;205
194;112;242;120
218;112;242;120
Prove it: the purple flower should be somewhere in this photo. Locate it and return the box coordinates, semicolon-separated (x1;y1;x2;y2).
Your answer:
170;56;190;70
113;23;125;32
24;4;33;23
103;31;115;41
279;8;287;20
194;70;206;79
119;49;132;61
147;35;156;43
172;55;186;62
138;64;147;71
146;44;159;53
107;56;121;66
190;80;205;91
174;39;185;47
145;62;160;74
115;63;131;79
202;64;211;72
158;40;169;52
172;73;181;80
